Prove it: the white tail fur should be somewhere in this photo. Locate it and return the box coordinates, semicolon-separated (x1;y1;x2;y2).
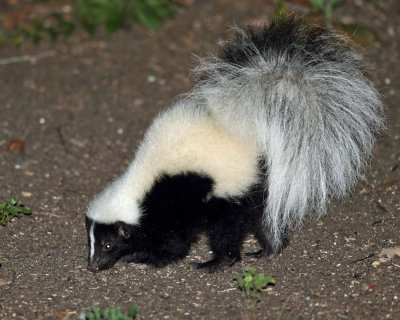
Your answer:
189;17;385;251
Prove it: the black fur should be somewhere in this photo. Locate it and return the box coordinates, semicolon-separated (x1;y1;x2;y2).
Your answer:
219;17;349;70
87;171;278;272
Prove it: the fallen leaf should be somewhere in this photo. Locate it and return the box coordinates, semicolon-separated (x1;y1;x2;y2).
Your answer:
6;138;25;152
2;7;29;29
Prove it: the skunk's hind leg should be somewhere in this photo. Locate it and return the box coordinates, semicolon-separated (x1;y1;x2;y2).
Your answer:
246;224;290;259
196;204;246;272
246;225;274;259
196;231;243;272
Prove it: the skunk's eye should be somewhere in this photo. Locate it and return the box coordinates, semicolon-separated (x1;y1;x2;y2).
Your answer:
103;243;112;251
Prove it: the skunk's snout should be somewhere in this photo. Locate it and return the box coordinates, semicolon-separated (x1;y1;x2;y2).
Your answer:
87;263;99;273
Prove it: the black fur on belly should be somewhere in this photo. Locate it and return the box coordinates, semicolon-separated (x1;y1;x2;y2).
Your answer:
89;171;287;272
122;171;280;272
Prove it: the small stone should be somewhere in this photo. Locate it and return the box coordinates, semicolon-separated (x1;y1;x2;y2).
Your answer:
147;75;156;83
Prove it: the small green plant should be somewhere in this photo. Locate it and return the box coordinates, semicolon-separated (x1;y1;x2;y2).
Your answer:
0;196;32;226
85;302;137;320
76;0;172;35
1;0;173;47
310;0;344;26
273;2;289;22
19;14;76;45
234;267;275;310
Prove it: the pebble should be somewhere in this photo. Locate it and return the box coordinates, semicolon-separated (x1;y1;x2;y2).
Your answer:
147;75;156;83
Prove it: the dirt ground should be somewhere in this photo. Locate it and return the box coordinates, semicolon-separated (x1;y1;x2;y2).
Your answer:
0;0;399;319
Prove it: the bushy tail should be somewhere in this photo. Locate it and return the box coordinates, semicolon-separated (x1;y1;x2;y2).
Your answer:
192;17;385;251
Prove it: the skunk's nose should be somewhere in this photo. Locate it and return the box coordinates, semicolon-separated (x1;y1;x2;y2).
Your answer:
87;263;99;273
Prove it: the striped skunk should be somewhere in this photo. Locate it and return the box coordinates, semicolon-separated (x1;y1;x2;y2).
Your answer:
85;17;385;273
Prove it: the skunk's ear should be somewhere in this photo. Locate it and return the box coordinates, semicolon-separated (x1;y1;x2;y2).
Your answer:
118;224;131;239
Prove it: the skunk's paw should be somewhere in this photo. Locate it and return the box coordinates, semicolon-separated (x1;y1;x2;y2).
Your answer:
195;256;239;273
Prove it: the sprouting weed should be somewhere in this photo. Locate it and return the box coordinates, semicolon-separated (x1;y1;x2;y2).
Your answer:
0;196;32;226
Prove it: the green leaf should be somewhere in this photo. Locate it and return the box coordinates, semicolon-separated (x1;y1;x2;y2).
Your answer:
7;206;19;215
245;266;255;276
274;2;288;22
254;274;268;290
265;276;276;285
11;197;17;205
21;208;32;215
92;302;101;319
310;0;324;10
84;302;137;319
235;267;276;303
244;274;253;286
235;276;245;289
128;305;137;318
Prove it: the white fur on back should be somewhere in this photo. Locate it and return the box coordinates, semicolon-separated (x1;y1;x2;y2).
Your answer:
86;102;260;225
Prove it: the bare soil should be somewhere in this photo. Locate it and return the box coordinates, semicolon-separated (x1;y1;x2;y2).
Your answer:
0;1;399;319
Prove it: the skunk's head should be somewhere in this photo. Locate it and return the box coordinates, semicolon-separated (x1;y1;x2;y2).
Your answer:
85;177;143;272
86;217;134;272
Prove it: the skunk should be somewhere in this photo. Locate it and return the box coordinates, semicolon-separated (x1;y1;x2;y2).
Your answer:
85;17;385;273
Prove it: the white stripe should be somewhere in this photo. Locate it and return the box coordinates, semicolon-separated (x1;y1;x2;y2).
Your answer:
89;223;95;261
